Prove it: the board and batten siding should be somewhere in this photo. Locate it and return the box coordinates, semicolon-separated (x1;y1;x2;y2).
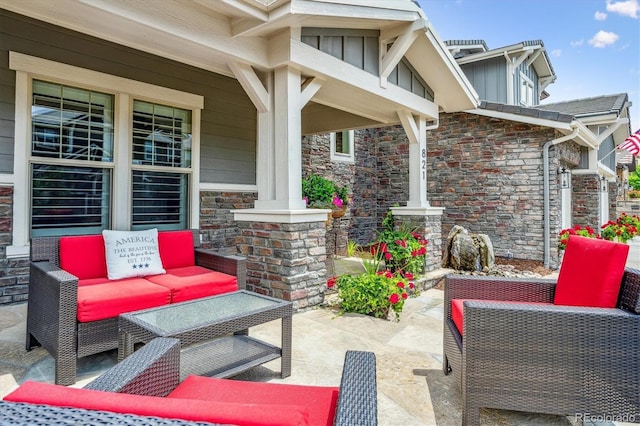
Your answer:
0;9;257;185
460;57;508;104
301;27;433;101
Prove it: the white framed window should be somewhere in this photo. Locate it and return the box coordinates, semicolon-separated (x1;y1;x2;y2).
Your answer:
519;73;534;107
9;52;203;254
330;130;354;162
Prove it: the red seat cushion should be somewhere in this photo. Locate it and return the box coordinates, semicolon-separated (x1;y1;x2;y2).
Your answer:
145;266;238;303
158;230;195;269
4;381;309;426
77;279;171;322
168;375;338;426
59;235;107;280
554;235;629;308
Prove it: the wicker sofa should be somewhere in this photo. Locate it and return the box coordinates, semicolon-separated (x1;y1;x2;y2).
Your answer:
443;264;640;425
3;337;378;426
27;229;247;386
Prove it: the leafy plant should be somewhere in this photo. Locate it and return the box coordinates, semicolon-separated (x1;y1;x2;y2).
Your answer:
346;240;358;257
600;213;640;243
374;211;428;274
302;174;350;209
328;269;417;321
557;224;600;251
629;170;640;191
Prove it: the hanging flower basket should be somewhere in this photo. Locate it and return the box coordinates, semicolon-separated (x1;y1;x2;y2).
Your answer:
331;205;347;218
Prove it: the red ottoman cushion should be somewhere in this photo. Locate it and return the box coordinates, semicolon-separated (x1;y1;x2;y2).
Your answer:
145;266;238;303
168;375;339;426
554;235;629;308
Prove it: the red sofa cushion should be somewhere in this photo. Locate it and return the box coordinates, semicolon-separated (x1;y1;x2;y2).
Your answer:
158;230;195;269
77;279;171;322
59;235;107;280
4;381;309;426
145;266;238;303
554;235;629;308
451;299;552;335
168;375;339;426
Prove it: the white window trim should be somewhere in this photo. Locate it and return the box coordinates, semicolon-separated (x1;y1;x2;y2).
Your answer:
9;52;203;257
330;130;355;163
519;72;534;107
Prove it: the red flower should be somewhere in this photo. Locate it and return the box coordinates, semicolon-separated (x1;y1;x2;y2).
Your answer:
401;292;408;300
327;277;337;288
385;270;393;278
397;281;405;289
389;293;399;304
395;239;407;248
404;272;414;280
384;252;392;260
411;232;421;240
409;282;415;290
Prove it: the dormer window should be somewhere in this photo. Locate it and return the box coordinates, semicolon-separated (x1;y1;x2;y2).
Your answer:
520;73;535;106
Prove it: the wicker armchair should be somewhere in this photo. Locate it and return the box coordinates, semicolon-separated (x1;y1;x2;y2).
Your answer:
443;267;640;425
26;230;247;386
3;337;378;426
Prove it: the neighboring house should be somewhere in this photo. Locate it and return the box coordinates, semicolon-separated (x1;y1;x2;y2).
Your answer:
309;38;632;270
0;0;479;306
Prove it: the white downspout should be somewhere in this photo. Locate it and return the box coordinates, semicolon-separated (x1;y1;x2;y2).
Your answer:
543;127;579;268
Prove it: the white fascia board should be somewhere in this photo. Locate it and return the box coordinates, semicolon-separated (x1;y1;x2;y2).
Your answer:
466;108;575;131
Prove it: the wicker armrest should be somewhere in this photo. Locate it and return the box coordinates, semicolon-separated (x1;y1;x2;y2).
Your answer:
444;274;556;319
85;338;181;397
27;261;79;350
334;350;378;426
195;248;247;290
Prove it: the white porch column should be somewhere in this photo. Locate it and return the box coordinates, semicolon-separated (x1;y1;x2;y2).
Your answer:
398;111;429;208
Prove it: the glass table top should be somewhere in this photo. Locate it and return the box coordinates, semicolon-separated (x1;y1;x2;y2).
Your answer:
127;291;285;334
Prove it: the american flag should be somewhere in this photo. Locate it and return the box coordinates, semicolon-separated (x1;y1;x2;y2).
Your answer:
617;129;640;155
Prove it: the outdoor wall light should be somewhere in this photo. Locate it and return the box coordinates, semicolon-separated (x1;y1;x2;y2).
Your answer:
600;176;608;193
557;167;571;189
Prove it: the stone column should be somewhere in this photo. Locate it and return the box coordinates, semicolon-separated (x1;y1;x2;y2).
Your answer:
236;219;327;310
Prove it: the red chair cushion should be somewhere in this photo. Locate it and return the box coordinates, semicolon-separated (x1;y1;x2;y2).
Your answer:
59;235;107;280
145;266;238;303
554;235;629;308
4;381;309;426
157;230;195;269
77;279;171;322
168;375;339;426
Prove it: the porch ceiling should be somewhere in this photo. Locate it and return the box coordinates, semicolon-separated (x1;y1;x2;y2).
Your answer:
0;0;478;131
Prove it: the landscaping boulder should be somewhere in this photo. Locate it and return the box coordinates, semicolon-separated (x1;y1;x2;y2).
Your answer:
442;225;495;272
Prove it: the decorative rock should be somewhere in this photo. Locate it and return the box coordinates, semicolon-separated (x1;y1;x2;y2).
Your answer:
442;225;495;272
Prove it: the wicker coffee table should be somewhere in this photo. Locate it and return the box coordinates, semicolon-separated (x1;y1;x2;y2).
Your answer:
118;290;292;379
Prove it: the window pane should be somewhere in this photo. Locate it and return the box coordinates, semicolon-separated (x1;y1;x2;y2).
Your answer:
335;131;350;154
31;164;111;236
31;80;114;161
132;101;192;168
132;170;187;230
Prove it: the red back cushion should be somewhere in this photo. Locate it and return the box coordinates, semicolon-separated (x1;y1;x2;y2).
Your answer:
554;235;629;308
158;231;195;269
59;235;108;280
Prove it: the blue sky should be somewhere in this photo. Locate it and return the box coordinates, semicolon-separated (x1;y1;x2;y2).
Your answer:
416;0;640;131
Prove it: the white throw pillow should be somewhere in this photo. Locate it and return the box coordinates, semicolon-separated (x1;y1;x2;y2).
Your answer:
102;229;166;280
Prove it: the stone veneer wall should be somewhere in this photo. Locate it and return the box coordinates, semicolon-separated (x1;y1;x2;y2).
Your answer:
427;112;583;262
236;221;327;310
302;133;354;257
199;191;256;253
0;187;31;304
572;174;602;229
